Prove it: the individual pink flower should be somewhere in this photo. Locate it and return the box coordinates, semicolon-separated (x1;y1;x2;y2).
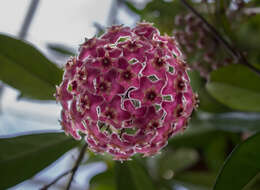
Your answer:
99;95;131;129
101;25;132;43
56;22;197;161
117;57;143;90
117;38;152;62
78;38;108;60
130;77;164;106
95;72;125;102
142;53;168;80
132;22;159;40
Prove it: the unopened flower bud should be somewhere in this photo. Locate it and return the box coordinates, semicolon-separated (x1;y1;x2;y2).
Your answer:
185;13;195;23
174;15;184;26
203;52;214;62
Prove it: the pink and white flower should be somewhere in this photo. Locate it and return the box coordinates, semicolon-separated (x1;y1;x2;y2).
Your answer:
56;22;197;161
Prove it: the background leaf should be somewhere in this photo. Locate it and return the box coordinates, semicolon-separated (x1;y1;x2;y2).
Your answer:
115;159;156;190
214;132;260;190
188;71;231;113
159;148;199;176
169;127;224;149
0;34;63;100
90;169;116;190
206;64;260;112
174;171;216;189
0;131;79;189
205;136;227;172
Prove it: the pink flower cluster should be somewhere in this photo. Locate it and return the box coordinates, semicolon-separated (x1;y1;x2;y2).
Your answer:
56;22;197;160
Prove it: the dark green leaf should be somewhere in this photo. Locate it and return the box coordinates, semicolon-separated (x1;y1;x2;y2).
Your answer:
198;88;231;113
115;160;156;190
169;126;222;149
175;171;217;188
214;132;260;190
205;136;227;172
168;116;242;148
168;114;235;148
90;169;116;190
188;70;204;92
206;64;260;112
0;34;63;100
188;70;231;113
0;131;79;189
159;148;199;176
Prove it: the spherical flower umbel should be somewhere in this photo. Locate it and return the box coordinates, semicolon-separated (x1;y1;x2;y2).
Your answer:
56;22;197;161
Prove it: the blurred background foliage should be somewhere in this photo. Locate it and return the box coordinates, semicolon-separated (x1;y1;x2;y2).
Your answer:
0;0;260;190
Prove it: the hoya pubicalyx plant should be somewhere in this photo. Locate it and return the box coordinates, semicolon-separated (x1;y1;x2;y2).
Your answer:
56;22;197;161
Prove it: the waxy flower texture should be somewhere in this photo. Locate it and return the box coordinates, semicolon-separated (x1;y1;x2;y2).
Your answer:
56;22;197;160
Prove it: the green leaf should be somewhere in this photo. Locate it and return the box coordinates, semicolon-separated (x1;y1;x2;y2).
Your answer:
0;34;63;100
198;88;231;113
214;131;260;190
168;117;242;149
115;160;156;190
206;64;260;112
188;70;204;92
188;70;231;113
159;148;199;176
169;127;222;149
90;169;116;190
205;136;227;172
168;115;234;148
0;131;79;189
175;171;217;188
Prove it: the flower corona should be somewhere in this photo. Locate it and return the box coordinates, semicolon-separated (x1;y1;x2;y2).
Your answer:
56;22;197;160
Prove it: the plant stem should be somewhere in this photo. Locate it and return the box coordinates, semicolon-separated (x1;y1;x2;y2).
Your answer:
65;143;88;190
0;83;4;114
107;0;120;25
40;170;72;190
18;0;40;39
179;0;260;76
40;144;88;190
